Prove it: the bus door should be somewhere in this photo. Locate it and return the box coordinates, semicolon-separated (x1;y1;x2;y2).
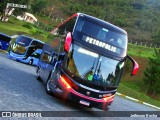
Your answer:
39;51;53;82
38;43;55;82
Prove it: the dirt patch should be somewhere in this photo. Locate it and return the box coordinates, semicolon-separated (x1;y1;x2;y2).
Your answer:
122;55;149;81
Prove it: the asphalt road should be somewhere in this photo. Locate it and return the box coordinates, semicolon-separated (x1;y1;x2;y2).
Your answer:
0;52;159;120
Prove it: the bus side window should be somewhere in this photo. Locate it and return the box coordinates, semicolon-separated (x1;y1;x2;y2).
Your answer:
58;17;77;36
41;53;52;64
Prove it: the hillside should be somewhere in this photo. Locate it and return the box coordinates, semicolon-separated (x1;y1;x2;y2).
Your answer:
35;0;160;45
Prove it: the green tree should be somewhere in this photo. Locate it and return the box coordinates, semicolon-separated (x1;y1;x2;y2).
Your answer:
152;29;160;45
0;0;13;20
0;0;29;21
13;0;29;16
143;48;160;96
31;0;47;14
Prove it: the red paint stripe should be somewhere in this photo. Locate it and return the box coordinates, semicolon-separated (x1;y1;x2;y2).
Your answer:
69;88;114;103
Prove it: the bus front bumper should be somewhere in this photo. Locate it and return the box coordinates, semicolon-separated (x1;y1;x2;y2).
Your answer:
52;79;114;110
8;52;25;61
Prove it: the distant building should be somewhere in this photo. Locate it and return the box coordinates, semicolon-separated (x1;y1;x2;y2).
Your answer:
24;12;37;24
16;12;37;24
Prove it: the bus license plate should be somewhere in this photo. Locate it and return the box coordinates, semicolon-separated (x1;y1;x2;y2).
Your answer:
79;100;90;106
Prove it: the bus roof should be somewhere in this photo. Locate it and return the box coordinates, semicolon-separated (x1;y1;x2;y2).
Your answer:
50;13;127;35
77;13;127;35
34;39;44;44
17;35;44;44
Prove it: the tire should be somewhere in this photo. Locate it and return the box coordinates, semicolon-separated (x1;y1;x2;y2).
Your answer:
45;77;54;96
105;105;111;111
29;59;33;65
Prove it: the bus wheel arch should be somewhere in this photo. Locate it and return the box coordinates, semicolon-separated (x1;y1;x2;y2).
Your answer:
45;75;54;96
37;67;42;81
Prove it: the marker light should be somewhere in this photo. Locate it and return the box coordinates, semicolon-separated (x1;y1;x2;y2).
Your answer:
103;95;115;102
78;48;98;58
59;76;71;89
64;32;72;52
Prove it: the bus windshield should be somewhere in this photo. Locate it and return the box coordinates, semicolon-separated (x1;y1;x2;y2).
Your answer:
12;43;26;55
11;36;32;55
64;45;124;88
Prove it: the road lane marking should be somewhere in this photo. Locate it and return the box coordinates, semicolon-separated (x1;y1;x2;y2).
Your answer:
116;92;160;110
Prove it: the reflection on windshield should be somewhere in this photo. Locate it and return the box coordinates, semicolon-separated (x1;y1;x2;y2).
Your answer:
16;36;32;46
75;17;127;49
65;45;124;87
12;43;26;55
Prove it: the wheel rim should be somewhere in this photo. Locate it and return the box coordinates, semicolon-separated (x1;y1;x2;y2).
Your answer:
47;79;51;92
29;60;32;65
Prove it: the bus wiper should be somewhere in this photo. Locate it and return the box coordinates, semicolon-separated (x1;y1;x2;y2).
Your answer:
81;58;96;78
97;61;102;74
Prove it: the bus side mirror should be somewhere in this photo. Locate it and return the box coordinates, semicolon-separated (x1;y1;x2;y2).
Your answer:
64;32;72;52
127;55;139;76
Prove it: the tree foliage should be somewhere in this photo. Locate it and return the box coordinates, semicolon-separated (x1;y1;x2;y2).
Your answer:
57;0;160;45
31;0;47;13
152;30;160;45
0;0;29;21
143;49;160;96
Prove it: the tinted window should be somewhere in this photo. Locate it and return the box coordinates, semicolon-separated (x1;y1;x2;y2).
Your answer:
0;34;11;42
16;36;32;46
75;17;127;49
58;17;77;35
41;52;52;63
31;40;43;49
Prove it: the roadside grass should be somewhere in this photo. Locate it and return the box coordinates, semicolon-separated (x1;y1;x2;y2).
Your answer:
0;17;52;42
128;43;157;58
117;83;160;108
0;17;30;35
118;47;160;108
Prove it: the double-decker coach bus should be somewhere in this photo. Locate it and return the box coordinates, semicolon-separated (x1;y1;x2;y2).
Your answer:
0;33;12;51
8;35;44;66
37;13;139;110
